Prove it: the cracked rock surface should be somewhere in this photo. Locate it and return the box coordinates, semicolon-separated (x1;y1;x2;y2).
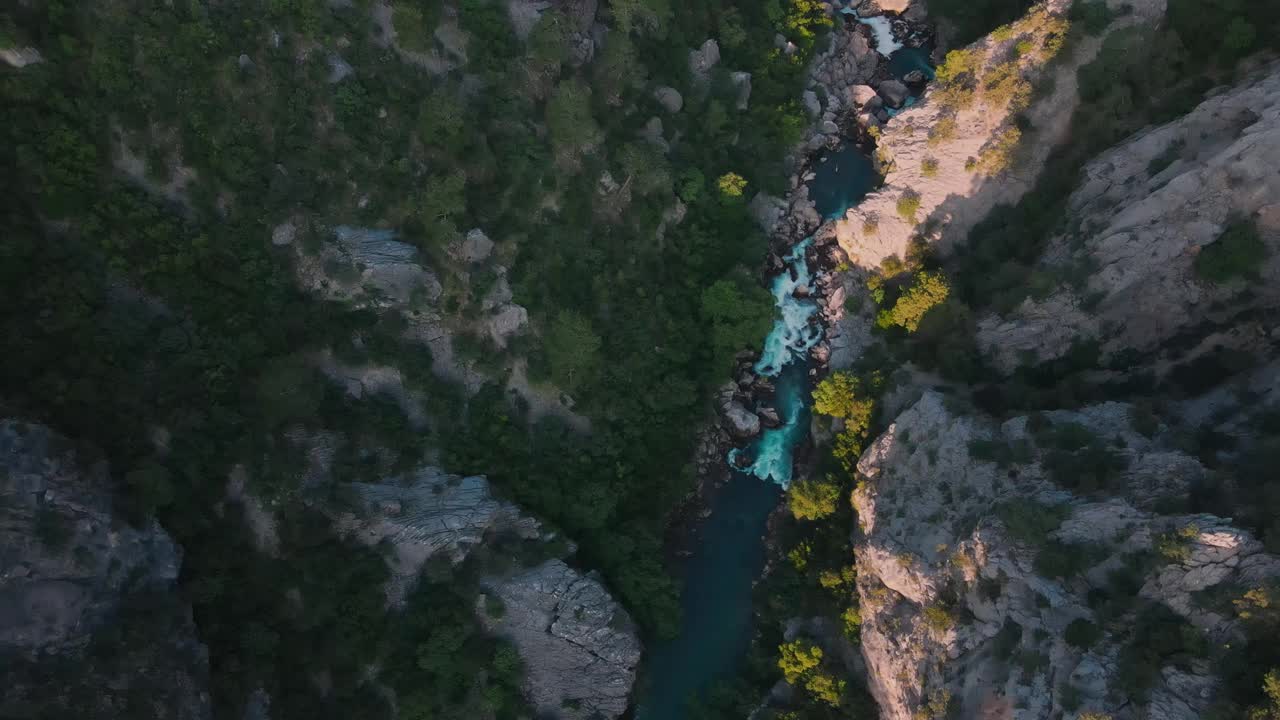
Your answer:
479;559;642;720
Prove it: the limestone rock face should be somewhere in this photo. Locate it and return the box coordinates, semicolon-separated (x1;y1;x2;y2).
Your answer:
480;559;642;720
834;0;1140;270
339;467;642;717
338;467;541;603
0;420;210;719
296;225;442;308
977;62;1280;373
850;393;1280;720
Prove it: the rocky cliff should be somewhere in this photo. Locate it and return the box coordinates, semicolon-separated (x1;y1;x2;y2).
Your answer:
337;466;642;719
978;60;1280;374
0;419;211;719
850;392;1280;719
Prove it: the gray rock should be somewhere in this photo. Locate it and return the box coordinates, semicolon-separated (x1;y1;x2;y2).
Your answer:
749;192;789;234
803;90;822;118
487;303;528;347
731;71;753;110
270;221;296;246
0;47;43;68
329;225;442;306
821;119;840;135
326;53;354;83
850;393;1279;720
339;467;543;604
688;38;720;82
480;560;641;720
452;228;494;263
723;401;762;438
876;79;909;108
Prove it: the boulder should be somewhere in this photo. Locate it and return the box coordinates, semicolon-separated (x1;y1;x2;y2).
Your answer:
487;304;528;347
723;401;762;438
452;228;494;263
688;38;721;81
876;79;909;108
653;86;684;113
849;84;880;107
803;90;822;118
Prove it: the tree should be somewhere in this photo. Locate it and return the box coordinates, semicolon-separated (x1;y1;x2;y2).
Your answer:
700;279;774;372
789;475;841;520
544;310;602;391
811;371;874;428
896;190;921;222
546;79;602;162
418;89;466;152
877;271;950;332
1195;218;1267;284
610;0;670;34
618;142;671;197
593;32;644;105
1249;669;1280;720
778;640;823;683
716;172;748;198
1065;618;1103;649
525;9;569;82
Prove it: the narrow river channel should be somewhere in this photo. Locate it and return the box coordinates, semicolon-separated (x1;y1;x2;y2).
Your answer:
633;38;933;720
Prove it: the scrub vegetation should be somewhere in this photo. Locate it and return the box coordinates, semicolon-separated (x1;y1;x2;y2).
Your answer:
0;0;836;717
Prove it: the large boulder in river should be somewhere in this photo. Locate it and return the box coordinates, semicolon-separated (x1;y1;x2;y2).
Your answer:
876;79;910;108
723;400;762;438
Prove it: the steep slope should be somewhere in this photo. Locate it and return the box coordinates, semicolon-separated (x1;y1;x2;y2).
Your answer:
852;392;1280;720
978;61;1280;374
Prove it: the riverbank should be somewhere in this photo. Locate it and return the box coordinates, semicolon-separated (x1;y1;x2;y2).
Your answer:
634;4;937;716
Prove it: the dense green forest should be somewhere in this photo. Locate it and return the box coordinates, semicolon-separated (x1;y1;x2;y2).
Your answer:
0;0;831;716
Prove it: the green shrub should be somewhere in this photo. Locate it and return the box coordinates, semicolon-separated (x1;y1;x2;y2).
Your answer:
862;215;880;235
995;499;1068;545
1065;618;1103;649
921;157;940;177
928;115;959;146
923;604;956;633
789;476;842;521
1195;218;1268;284
896;190;922;222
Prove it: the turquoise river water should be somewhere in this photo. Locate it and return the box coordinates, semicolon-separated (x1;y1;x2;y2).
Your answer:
633;39;932;720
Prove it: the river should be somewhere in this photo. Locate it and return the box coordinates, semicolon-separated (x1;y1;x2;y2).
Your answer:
633;40;932;720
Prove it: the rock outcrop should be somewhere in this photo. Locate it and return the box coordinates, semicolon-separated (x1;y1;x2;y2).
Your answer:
479;560;642;720
337;466;642;717
337;467;543;603
0;419;211;719
834;0;1160;269
850;393;1280;720
977;61;1280;373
